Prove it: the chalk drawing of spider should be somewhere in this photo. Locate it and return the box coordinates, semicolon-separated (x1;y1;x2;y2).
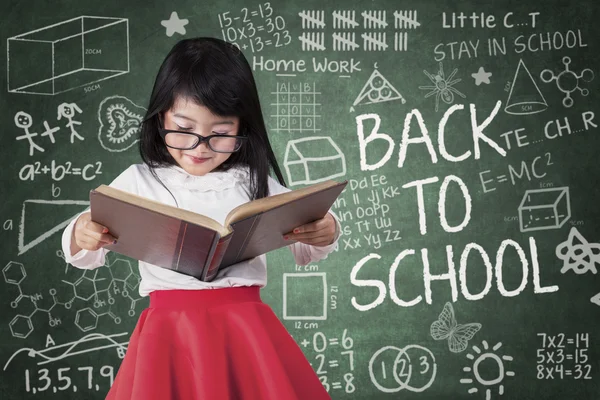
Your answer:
419;62;466;112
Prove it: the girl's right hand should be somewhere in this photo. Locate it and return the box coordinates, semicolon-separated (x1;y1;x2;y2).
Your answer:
71;212;117;253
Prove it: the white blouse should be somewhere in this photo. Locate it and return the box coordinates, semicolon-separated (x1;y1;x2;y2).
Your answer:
61;164;340;296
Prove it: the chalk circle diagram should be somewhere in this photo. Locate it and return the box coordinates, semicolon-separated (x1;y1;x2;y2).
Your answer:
461;340;515;400
350;64;406;112
540;56;594;108
419;61;465;112
430;302;482;353
555;227;600;275
97;95;146;152
368;344;437;393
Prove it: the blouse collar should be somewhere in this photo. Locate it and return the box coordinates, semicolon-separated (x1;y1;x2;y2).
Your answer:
155;165;249;192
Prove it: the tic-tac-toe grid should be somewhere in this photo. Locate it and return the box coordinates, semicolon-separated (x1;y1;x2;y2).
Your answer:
271;82;321;132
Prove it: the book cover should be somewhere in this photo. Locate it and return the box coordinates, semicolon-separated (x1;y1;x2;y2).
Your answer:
90;192;224;279
89;179;347;281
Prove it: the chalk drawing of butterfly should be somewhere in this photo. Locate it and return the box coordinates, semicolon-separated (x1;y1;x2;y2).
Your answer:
430;302;482;353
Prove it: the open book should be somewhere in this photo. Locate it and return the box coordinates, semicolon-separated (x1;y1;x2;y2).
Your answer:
90;179;347;281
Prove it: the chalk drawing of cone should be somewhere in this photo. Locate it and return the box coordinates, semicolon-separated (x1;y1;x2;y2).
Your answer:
504;59;548;115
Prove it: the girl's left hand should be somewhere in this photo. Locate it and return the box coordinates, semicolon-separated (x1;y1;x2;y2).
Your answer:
284;213;337;247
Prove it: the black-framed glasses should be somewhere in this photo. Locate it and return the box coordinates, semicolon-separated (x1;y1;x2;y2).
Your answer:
158;128;247;153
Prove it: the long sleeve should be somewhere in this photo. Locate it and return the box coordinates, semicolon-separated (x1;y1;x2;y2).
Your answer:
61;165;140;270
289;210;341;266
61;209;107;269
267;177;342;266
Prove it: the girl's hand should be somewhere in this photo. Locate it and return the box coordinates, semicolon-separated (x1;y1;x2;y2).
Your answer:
284;213;337;247
71;212;117;254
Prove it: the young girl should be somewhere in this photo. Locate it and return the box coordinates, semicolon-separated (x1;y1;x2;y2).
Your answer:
61;37;340;400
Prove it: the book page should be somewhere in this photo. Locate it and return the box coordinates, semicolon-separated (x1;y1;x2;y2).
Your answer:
94;185;232;237
224;179;343;226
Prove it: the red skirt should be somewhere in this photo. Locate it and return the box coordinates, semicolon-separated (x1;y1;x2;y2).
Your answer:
106;286;331;400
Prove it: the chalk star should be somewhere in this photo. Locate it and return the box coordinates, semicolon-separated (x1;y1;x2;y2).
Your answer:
161;11;189;37
471;66;492;85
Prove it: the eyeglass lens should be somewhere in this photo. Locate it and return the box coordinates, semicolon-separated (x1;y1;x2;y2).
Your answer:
165;132;241;152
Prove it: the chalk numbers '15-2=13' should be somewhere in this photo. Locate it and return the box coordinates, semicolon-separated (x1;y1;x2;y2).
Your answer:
217;3;291;52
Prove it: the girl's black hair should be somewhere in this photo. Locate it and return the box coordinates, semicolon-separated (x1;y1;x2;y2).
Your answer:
138;37;286;201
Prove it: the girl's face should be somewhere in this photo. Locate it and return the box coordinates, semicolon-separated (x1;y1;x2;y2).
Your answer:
162;98;240;176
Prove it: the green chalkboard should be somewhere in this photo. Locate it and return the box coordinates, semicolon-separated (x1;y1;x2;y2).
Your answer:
1;0;599;398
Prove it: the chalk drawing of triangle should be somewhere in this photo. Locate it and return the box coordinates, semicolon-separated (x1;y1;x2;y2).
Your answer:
591;292;600;306
18;200;89;255
352;69;406;110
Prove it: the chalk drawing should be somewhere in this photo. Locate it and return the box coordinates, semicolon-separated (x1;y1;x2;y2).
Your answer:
419;62;465;112
161;11;189;37
352;66;406;112
7;16;129;95
461;341;515;400
540;56;594;108
97;95;145;152
556;227;599;275
430;302;482;353
505;59;548;115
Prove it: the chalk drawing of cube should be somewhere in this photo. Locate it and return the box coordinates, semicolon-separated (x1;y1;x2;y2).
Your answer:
284;137;346;186
7;16;129;95
518;187;570;232
283;272;327;320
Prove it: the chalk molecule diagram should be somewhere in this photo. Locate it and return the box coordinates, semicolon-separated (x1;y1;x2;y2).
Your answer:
540;56;594;108
3;253;144;339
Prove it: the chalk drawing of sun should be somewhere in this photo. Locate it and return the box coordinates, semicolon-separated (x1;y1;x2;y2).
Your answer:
460;340;515;400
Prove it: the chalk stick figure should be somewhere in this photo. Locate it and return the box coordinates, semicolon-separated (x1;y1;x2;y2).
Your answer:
40;121;61;143
15;111;44;156
57;102;84;143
